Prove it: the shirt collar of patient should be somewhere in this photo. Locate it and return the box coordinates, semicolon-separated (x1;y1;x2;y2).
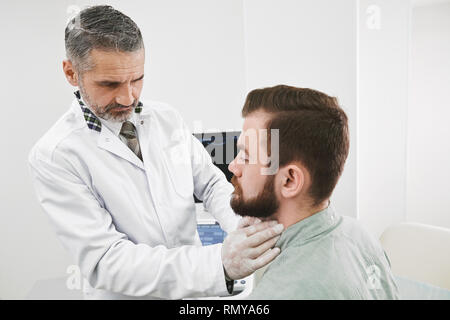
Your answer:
276;204;339;250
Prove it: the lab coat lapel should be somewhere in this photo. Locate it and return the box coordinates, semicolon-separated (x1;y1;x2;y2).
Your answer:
70;94;145;170
134;112;153;171
97;124;145;171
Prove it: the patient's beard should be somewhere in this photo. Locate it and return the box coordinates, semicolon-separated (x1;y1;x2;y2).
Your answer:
230;175;280;219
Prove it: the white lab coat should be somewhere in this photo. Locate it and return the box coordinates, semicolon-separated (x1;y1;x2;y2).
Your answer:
28;96;240;299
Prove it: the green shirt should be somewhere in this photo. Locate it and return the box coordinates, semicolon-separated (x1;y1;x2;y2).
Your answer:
248;206;399;299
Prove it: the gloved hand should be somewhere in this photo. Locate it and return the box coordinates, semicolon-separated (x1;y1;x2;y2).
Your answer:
222;217;284;280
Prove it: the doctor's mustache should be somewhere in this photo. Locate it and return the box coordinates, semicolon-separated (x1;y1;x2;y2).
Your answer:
103;100;139;111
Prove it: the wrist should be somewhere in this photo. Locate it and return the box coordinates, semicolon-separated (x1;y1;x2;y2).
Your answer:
223;266;234;294
223;267;232;281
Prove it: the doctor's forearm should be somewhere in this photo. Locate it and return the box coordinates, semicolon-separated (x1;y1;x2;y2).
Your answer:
28;154;228;299
87;240;227;299
202;179;239;233
190;136;239;233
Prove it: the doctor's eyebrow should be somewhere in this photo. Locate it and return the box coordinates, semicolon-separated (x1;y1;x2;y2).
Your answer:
96;74;144;86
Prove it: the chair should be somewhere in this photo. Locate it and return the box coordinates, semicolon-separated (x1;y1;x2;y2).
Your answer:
380;222;450;292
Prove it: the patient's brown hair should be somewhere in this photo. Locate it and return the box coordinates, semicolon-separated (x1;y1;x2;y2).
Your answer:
242;85;349;206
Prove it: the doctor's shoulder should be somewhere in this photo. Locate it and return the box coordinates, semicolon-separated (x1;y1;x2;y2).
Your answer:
28;107;86;166
140;99;186;128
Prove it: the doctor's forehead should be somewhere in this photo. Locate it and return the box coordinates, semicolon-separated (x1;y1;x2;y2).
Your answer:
88;48;145;76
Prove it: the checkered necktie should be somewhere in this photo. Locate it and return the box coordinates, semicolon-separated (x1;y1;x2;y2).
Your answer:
120;121;143;161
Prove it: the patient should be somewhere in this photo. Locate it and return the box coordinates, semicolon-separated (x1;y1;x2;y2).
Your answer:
228;85;399;299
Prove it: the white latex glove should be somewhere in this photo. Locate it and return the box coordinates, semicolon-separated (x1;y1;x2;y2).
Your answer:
221;216;284;280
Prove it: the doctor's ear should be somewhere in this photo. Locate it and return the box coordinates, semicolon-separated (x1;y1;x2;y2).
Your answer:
278;164;305;199
63;60;79;86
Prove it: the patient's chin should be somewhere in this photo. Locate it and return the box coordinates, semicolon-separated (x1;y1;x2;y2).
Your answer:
230;196;278;219
230;196;245;217
230;176;279;218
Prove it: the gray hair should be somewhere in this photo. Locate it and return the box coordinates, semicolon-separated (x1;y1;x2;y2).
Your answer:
65;5;144;73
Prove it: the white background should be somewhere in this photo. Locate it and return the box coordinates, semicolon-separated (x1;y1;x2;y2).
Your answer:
0;0;449;299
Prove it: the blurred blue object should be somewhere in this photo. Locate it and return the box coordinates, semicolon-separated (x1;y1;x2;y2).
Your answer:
395;275;450;300
197;223;227;246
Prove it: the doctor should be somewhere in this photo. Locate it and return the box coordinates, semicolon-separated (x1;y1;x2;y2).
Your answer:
28;5;283;299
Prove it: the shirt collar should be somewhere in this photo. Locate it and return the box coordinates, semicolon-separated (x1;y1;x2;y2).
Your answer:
99;113;139;137
276;204;340;251
100;118;123;137
74;90;143;133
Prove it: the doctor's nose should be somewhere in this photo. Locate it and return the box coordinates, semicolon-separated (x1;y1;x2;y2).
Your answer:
116;84;135;106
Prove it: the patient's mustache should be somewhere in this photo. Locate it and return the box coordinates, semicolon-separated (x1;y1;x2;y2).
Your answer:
231;176;242;195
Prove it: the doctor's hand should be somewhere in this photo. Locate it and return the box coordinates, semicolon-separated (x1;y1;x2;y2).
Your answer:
221;217;284;280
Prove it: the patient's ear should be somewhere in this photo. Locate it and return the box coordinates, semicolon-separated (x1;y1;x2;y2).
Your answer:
279;164;305;199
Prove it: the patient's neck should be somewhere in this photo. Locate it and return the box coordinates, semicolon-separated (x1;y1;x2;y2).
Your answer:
274;198;329;229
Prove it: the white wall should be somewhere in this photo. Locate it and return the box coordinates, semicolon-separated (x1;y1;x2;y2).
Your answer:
126;0;248;132
242;0;413;238
357;0;411;237
74;0;248;132
406;2;450;228
243;0;358;219
0;0;77;300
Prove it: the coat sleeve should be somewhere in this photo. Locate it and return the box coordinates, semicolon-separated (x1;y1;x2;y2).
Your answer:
28;146;228;299
181;122;240;234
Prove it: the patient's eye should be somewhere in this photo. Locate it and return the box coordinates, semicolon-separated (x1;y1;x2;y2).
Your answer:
239;151;249;163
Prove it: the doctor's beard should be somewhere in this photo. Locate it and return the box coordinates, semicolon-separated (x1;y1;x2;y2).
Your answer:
230;175;280;219
78;80;137;123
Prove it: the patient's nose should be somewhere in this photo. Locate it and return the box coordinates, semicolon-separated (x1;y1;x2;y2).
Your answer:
228;158;240;177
